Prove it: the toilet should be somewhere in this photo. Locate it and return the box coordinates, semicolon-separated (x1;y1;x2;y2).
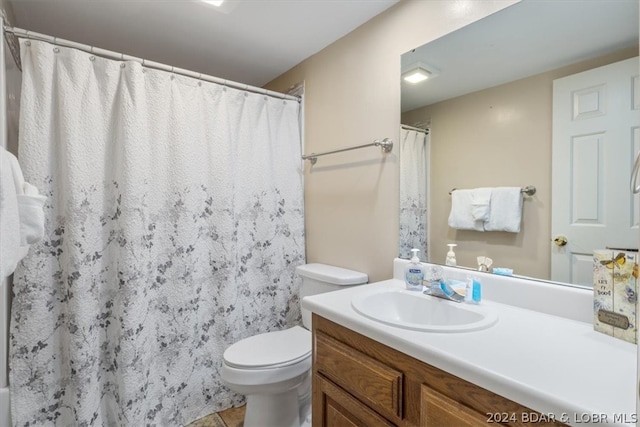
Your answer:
221;263;368;427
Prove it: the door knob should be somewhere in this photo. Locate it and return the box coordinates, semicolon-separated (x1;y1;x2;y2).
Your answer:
553;235;568;247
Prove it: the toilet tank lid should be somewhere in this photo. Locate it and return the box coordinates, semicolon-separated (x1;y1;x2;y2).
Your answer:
295;263;368;285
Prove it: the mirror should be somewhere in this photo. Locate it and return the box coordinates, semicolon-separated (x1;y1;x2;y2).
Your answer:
399;0;639;287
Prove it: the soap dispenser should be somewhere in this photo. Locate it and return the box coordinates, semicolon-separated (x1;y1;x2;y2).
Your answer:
445;244;457;266
404;248;424;291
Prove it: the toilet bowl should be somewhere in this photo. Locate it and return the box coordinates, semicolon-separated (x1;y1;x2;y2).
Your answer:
222;326;312;427
220;263;368;427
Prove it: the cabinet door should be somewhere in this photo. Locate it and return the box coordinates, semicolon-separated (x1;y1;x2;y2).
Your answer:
314;374;396;427
315;331;403;420
421;384;497;427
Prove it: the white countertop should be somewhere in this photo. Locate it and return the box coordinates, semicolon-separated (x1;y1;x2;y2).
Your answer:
302;271;636;426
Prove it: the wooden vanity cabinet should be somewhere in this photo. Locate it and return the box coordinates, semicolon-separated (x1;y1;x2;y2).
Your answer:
312;314;564;427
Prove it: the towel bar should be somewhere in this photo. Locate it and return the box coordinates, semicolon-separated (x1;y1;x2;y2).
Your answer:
449;186;536;196
302;138;393;165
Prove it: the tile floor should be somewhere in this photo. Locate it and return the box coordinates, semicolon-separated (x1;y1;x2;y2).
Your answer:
187;405;246;427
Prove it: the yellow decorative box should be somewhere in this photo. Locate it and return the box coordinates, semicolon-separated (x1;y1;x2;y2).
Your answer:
593;250;637;344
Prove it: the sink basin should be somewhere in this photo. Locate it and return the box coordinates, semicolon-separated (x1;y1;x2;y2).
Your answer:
351;289;498;333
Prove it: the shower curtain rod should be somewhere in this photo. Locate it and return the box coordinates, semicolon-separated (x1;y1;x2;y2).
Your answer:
401;124;429;134
3;25;300;102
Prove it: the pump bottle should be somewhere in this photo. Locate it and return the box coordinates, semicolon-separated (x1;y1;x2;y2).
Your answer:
404;248;424;291
445;244;457;266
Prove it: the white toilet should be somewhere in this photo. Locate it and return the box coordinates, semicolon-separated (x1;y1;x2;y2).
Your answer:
221;263;368;427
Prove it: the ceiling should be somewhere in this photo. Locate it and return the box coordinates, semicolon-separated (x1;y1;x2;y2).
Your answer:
401;0;639;112
7;0;399;88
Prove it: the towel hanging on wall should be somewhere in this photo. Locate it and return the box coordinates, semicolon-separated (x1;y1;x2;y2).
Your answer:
484;187;523;232
447;189;485;231
470;187;492;221
448;186;524;233
0;147;46;278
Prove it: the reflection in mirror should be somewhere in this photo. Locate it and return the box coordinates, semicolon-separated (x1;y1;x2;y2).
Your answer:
399;125;429;261
399;0;639;287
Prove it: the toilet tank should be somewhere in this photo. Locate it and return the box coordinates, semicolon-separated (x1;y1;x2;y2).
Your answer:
295;263;368;329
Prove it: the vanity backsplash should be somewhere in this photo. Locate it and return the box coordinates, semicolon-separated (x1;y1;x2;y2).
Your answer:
393;258;592;323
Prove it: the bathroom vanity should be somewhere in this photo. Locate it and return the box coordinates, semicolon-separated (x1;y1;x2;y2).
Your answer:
302;259;636;426
313;314;565;426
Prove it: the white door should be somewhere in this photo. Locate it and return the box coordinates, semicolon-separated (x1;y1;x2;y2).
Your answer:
552;56;640;286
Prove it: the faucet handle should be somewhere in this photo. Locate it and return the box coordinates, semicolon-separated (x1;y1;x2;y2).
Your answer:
477;256;493;272
424;265;444;282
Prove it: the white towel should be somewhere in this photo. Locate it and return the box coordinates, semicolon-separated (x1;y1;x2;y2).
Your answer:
0;147;22;277
0;148;46;278
448;189;484;231
484;187;523;232
18;183;47;245
470;187;492;221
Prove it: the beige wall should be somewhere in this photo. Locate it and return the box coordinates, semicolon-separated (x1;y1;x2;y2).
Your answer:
266;0;518;282
402;47;638;280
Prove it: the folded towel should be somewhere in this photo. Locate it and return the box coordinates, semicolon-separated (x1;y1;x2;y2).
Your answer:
22;182;39;196
18;193;47;245
0;148;46;278
470;187;492;221
448;189;484;231
484;187;523;232
1;148;21;277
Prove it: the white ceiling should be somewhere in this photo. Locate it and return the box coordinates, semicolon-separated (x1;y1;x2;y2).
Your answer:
401;0;639;112
7;0;399;87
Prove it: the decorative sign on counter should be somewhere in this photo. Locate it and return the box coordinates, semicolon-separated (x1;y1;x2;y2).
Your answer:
597;309;630;329
593;250;638;343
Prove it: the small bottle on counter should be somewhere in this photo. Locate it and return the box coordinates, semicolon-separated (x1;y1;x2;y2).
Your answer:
404;248;424;291
464;276;473;303
445;244;457;266
471;277;482;304
464;276;482;304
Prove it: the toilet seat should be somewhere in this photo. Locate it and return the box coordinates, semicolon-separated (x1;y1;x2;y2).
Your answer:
223;326;311;369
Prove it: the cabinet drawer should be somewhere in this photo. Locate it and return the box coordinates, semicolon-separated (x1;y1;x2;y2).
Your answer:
421;384;496;427
314;374;395;427
315;331;403;420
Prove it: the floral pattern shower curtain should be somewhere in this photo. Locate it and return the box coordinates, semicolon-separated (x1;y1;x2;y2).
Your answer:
10;39;304;426
399;127;428;261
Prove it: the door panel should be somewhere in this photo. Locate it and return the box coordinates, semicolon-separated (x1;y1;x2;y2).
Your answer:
552;56;640;286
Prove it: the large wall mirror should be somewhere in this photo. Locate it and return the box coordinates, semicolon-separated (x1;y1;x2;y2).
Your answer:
399;0;639;287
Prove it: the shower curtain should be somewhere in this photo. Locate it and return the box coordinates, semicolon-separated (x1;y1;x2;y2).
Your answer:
10;39;305;426
399;127;428;261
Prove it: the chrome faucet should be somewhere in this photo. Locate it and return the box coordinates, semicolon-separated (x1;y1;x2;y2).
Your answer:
422;280;464;303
